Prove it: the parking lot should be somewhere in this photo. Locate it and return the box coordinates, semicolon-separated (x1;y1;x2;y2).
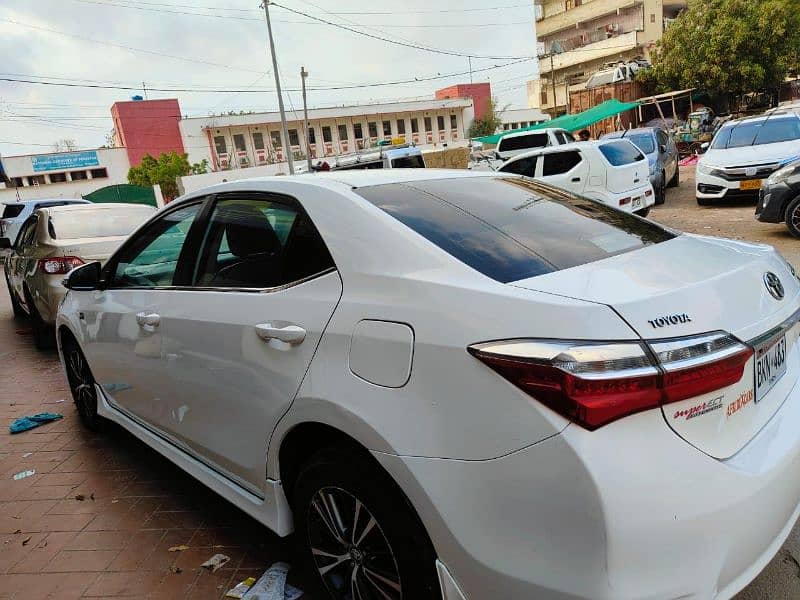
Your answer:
1;165;800;599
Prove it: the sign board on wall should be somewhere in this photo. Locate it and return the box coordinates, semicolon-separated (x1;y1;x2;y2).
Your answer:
31;151;100;172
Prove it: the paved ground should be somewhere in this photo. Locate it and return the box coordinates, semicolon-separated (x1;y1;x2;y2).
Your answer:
2;167;800;599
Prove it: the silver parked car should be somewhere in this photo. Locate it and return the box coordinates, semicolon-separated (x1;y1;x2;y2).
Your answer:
601;127;679;204
1;198;91;247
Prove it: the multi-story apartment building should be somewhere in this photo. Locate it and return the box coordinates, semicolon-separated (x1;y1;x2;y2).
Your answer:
529;0;687;114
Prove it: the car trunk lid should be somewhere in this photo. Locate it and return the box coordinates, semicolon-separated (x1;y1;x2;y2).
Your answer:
512;234;800;459
50;236;129;263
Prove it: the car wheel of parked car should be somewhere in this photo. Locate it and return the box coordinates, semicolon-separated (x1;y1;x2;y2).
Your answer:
293;448;441;600
668;166;680;188
62;334;106;431
784;196;800;239
697;196;712;206
636;207;651;218
4;272;25;319
655;173;667;205
23;287;54;350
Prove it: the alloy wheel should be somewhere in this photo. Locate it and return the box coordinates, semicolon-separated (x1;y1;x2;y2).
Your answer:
791;204;800;232
307;486;402;600
66;346;97;421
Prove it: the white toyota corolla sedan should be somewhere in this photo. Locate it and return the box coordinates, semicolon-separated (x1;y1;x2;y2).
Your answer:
56;170;800;600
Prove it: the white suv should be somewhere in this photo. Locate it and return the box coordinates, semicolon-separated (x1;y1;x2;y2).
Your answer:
499;139;655;215
696;114;800;205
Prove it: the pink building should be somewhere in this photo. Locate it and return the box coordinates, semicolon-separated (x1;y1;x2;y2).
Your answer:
435;83;492;121
111;99;185;167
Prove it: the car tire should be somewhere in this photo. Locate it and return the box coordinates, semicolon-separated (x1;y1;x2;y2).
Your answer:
4;272;25;319
655;173;666;205
784;195;800;239
697;196;713;206
636;207;651;218
23;287;54;350
293;447;441;600
668;165;680;187
62;334;106;432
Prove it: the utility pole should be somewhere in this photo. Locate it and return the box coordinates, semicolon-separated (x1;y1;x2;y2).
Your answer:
550;53;557;115
142;82;148;100
262;0;295;174
301;66;312;173
468;57;473;84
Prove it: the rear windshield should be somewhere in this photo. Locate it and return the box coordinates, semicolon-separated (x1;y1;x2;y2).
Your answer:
357;177;673;283
48;208;152;240
624;134;656;154
391;154;425;169
499;133;548;152
711;118;800;149
599;141;645;166
1;204;25;219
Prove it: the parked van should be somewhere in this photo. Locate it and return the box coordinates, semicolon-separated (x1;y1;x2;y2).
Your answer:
325;144;425;171
495;128;575;161
498;139;655;216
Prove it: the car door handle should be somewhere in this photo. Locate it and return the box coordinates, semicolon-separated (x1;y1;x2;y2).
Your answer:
135;312;161;328
255;323;306;345
571;177;581;182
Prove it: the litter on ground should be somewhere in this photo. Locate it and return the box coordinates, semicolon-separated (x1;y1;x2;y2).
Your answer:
9;413;63;434
12;469;35;480
201;553;230;572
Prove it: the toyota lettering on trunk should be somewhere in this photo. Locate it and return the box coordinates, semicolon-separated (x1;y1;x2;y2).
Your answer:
648;313;692;329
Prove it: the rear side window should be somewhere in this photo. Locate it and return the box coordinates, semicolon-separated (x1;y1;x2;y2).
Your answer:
48;208;152;239
599;141;644;166
542;151;582;176
500;156;537;176
499;133;548;152
391;155;425;169
1;204;25;219
357;177;673;283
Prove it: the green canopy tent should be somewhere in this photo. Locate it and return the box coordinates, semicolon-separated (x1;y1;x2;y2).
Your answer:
474;98;641;144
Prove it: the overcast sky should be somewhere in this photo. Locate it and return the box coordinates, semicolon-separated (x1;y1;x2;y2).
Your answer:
0;0;538;157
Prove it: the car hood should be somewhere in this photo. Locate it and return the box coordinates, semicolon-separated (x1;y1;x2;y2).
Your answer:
701;140;800;168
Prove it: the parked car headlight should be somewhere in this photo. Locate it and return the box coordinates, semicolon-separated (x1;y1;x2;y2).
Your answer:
696;163;715;176
766;158;800;187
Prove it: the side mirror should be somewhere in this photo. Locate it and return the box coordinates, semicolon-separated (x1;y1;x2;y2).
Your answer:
63;261;101;291
0;238;11;250
700;142;710;152
495;151;502;160
659;144;667;154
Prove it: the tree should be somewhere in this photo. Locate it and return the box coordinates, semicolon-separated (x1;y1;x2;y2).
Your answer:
190;159;209;175
52;138;77;153
468;97;506;138
128;151;192;200
639;0;800;108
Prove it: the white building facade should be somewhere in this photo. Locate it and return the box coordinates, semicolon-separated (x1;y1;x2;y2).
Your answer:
179;98;475;172
497;107;551;131
0;148;130;203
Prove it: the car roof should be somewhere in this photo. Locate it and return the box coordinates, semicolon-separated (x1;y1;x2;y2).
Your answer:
602;127;659;138
41;203;154;215
1;198;89;206
722;113;800;127
502;139;630;162
499;127;566;139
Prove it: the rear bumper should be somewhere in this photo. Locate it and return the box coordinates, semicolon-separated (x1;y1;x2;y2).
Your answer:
600;184;655;213
377;374;800;599
30;274;67;324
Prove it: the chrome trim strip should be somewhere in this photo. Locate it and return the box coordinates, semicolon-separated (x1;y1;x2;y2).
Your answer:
747;306;800;348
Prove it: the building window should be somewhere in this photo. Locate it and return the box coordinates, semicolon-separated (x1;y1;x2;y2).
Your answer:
397;119;406;135
90;168;108;179
437;115;445;131
233;134;247;153
252;132;265;150
450;114;457;129
322;126;332;143
49;172;67;183
650;13;656;22
214;135;227;155
411;118;419;134
288;129;300;146
565;0;582;9
11;177;24;187
382;120;391;136
353;123;363;139
270;131;283;149
368;122;378;138
70;171;87;181
424;117;432;132
541;89;549;105
338;124;349;141
503;124;510;130
28;175;45;186
308;127;316;144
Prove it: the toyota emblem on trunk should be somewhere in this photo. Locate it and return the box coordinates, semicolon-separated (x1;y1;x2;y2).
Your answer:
764;272;785;300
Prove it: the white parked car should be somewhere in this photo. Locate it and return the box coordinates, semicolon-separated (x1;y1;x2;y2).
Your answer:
471;127;575;171
696;113;800;205
498;139;655;215
57;170;800;600
1;198;90;247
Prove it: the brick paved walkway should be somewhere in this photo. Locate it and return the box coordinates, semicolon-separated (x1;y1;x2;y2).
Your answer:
0;278;309;599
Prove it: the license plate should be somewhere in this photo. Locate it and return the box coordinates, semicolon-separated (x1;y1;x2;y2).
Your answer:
631;196;643;210
755;334;787;403
740;179;762;190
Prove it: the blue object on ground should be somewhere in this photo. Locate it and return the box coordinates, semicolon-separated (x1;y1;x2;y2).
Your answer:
9;412;63;434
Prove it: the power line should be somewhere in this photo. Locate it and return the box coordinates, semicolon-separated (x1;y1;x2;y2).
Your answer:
269;3;534;60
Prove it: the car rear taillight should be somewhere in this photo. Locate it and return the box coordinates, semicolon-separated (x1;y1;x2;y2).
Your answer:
645;189;653;197
468;332;753;430
39;256;84;275
618;197;632;206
